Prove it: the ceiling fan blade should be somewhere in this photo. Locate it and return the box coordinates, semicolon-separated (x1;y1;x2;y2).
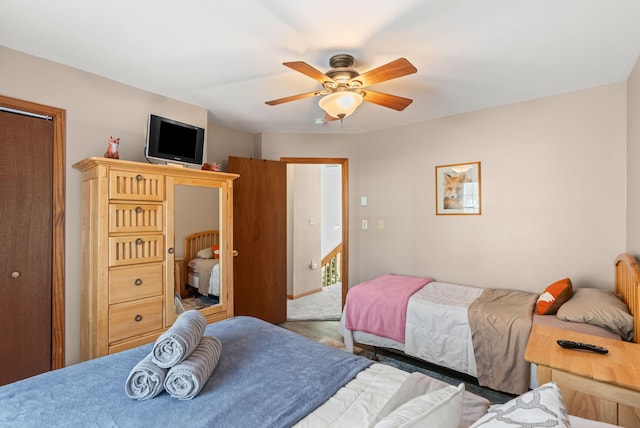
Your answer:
361;89;413;111
283;61;336;85
265;91;320;106
352;58;417;87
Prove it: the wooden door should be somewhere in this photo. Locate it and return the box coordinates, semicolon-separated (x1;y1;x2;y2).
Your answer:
0;110;53;385
228;157;287;324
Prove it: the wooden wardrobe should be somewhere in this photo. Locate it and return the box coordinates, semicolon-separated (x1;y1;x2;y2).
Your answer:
73;157;237;360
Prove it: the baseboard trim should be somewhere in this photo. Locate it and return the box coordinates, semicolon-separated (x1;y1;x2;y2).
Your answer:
288;288;322;300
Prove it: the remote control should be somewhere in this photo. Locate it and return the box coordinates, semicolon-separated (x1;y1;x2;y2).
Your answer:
556;340;608;354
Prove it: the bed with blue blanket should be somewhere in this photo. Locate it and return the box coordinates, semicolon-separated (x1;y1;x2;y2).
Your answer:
0;316;618;428
0;316;371;428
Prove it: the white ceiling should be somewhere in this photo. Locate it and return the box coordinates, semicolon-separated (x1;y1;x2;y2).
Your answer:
2;0;640;135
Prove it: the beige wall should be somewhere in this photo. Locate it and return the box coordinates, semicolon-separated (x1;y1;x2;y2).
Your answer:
627;56;640;257
354;84;627;291
0;46;208;366
288;164;322;297
174;186;220;258
260;84;627;292
205;120;257;171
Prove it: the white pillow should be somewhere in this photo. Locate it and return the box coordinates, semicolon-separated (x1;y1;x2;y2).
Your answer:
469;382;570;428
196;247;214;259
375;383;464;428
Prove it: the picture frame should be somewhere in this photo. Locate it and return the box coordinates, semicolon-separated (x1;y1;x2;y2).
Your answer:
435;161;481;215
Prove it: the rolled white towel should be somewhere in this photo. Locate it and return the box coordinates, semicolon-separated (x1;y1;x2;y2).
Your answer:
152;310;207;368
125;352;168;400
164;336;222;400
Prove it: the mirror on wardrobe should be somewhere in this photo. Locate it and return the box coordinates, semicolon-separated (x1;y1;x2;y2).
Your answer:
173;184;221;315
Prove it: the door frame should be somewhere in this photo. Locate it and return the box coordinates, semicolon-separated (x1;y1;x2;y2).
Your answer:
280;157;349;305
0;95;65;369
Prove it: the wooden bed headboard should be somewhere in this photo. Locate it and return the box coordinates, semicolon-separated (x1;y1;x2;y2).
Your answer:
183;230;220;285
615;253;640;343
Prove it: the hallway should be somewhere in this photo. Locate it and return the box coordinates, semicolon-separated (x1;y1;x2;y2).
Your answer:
287;283;342;321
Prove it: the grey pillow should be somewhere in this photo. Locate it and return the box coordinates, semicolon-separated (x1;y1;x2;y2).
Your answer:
556;288;633;341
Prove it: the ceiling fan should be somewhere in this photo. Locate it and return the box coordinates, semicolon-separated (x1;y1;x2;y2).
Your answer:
265;54;418;123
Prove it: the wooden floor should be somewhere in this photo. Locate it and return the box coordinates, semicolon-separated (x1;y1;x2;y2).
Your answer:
278;320;343;342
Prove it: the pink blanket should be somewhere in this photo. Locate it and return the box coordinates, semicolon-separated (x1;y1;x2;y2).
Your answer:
345;274;434;343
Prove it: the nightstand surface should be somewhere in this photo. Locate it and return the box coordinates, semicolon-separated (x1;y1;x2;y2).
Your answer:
525;324;640;426
526;324;640;392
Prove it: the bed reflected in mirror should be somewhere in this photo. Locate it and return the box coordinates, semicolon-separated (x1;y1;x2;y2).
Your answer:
173;184;221;315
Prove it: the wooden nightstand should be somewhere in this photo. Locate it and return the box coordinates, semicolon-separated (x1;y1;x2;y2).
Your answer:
525;324;640;426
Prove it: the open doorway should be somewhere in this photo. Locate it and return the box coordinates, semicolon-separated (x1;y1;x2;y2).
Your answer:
281;158;349;321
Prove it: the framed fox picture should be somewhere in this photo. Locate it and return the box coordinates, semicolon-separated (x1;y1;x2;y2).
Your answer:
435;161;481;215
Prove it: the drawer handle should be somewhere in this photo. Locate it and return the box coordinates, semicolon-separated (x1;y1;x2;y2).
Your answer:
135;238;143;245
135;206;142;214
134;278;142;286
136;174;143;182
134;314;143;322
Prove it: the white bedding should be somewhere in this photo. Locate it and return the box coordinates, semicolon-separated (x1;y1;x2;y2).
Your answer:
296;363;408;427
339;281;482;377
187;258;220;296
297;363;614;428
405;281;483;377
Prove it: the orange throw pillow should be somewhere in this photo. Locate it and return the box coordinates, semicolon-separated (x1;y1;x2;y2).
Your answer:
536;278;573;315
211;245;220;259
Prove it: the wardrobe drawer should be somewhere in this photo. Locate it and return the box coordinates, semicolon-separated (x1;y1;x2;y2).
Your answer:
109;297;163;343
109;234;164;267
109;263;163;304
109;169;164;201
109;203;164;234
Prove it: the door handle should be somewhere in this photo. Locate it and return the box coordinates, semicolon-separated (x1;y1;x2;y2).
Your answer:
233;250;239;257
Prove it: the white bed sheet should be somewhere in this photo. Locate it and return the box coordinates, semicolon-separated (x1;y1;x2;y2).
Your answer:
405;281;483;377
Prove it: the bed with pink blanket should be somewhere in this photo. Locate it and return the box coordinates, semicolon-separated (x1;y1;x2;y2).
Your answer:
339;256;639;396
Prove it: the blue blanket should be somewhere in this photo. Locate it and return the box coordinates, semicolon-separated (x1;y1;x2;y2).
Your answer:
0;316;372;428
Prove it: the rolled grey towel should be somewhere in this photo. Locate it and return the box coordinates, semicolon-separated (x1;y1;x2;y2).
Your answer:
164;336;222;400
152;310;207;368
125;352;168;400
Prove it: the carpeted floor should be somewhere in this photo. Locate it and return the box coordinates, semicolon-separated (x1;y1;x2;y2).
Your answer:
317;337;515;405
287;283;342;321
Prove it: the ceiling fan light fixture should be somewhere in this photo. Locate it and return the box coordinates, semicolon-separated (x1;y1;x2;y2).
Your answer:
318;91;363;119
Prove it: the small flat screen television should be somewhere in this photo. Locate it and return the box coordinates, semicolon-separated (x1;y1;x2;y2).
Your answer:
145;114;205;167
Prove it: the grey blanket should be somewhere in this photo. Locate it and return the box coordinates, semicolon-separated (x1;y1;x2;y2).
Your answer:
125;352;167;400
152;310;206;368
468;288;537;395
164;336;222;400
